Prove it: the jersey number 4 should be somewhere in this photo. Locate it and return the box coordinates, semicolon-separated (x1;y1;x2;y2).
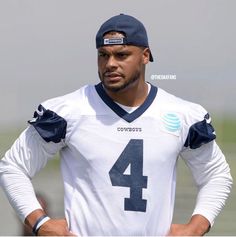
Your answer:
109;139;147;212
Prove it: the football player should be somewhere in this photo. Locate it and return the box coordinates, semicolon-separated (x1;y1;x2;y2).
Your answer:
0;14;233;236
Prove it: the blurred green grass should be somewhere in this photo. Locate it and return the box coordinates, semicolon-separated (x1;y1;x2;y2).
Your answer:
213;117;236;151
0;117;235;235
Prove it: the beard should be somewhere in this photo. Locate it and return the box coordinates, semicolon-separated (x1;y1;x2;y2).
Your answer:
98;70;141;93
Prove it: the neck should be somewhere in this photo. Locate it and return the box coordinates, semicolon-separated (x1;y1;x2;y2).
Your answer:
104;79;148;107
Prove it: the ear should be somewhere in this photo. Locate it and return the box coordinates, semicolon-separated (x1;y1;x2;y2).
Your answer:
142;48;150;65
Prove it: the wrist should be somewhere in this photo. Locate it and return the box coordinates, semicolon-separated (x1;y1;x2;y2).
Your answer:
25;209;47;230
188;214;210;235
32;215;51;235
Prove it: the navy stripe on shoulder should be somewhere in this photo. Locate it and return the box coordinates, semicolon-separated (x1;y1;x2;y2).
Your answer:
184;113;216;149
28;104;67;143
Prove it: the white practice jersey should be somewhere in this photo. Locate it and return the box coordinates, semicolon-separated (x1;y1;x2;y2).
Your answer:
0;83;232;236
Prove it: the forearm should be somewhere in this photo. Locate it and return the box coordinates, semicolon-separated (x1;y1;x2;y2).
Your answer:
192;157;233;225
182;142;233;226
1;169;72;236
0;126;61;221
192;174;232;226
0;163;43;221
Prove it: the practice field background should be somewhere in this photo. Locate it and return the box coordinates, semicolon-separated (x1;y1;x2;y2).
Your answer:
0;0;235;235
0;119;235;235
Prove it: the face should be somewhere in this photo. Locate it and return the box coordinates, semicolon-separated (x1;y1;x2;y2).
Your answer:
97;32;150;93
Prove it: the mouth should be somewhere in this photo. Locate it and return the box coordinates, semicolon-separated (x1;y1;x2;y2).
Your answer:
103;72;123;82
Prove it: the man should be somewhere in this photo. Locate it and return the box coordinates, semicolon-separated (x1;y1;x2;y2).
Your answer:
0;14;233;236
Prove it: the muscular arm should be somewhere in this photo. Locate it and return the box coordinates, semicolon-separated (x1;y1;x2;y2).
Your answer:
0;127;74;236
173;141;233;235
0;126;62;221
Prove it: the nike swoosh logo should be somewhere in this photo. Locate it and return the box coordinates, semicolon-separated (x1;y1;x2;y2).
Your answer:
36;109;44;116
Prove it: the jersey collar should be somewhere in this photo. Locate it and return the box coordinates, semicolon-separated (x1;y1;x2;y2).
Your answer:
95;82;158;123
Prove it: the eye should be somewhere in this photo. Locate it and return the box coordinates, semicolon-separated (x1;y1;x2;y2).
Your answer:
98;51;108;58
116;52;129;59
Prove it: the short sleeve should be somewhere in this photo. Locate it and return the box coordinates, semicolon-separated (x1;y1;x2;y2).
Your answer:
28;104;67;143
181;102;216;150
184;113;216;149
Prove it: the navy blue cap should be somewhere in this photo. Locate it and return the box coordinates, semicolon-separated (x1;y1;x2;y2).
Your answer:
96;14;153;62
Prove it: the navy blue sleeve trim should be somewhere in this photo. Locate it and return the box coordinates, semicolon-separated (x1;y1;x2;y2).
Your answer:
184;113;216;149
28;104;67;143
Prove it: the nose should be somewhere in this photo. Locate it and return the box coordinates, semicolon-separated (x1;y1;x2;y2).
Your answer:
106;55;118;70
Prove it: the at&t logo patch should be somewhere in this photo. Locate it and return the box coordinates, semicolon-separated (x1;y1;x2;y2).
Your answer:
161;113;181;134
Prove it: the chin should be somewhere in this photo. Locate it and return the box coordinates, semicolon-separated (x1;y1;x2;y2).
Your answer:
103;83;125;92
